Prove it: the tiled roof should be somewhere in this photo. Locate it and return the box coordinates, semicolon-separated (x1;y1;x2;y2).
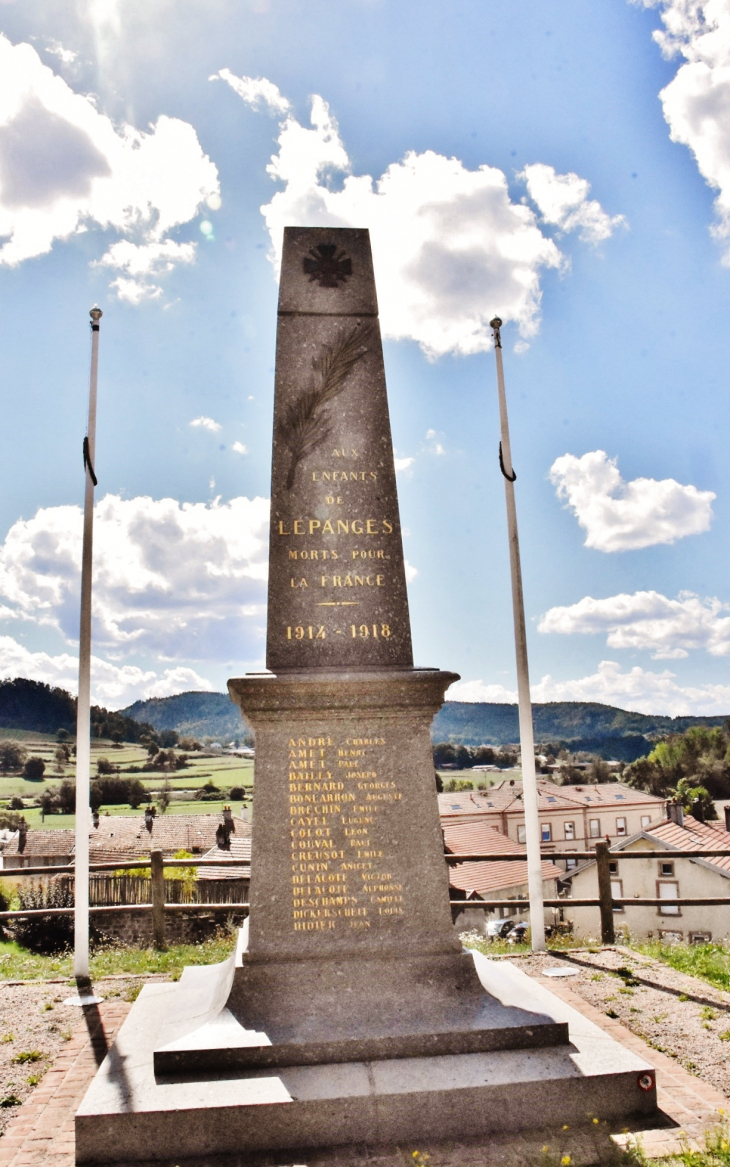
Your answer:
2;829;75;860
2;814;252;864
84;813;251;859
443;820;562;898
197;836;251;880
639;815;730;875
438;781;664;819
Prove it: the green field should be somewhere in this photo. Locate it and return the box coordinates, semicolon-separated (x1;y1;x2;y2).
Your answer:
0;736;254;827
437;767;521;790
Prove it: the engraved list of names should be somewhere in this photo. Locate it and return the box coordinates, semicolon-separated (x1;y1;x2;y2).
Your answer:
289;728;405;934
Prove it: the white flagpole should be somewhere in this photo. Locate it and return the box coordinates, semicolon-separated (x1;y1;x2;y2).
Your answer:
69;306;104;1001
490;317;546;953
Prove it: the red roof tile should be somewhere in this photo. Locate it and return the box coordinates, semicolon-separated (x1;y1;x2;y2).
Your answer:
443;820;562;897
197;836;251;880
640;815;730;874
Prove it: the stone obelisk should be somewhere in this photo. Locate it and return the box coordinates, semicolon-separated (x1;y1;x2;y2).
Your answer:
155;228;567;1063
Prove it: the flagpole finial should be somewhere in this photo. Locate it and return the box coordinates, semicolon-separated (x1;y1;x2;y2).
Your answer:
490;317;502;348
89;306;102;329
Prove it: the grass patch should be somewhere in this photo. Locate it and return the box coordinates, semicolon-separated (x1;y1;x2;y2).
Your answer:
0;933;237;981
11;1050;42;1064
632;941;730;993
459;930;580;956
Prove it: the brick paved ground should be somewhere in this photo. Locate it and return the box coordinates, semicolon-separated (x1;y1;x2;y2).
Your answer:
0;969;727;1167
0;996;129;1167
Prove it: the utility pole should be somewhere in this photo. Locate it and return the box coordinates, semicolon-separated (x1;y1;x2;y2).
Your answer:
490;317;546;952
66;307;105;1006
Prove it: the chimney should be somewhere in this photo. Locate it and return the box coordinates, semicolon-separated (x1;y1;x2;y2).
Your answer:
17;823;27;853
724;805;730;832
667;801;684;827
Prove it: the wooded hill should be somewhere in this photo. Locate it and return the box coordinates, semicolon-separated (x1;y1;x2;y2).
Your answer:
120;691;251;743
0;678;154;743
433;701;727;761
2;680;725;761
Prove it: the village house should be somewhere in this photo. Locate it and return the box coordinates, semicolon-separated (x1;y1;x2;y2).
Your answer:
564;809;730;942
444;819;562;934
1;812;250;870
438;781;666;871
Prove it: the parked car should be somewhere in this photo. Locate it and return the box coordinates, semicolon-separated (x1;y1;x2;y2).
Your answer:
486;918;516;939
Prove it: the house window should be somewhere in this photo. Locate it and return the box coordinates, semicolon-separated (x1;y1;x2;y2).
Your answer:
611;878;624;913
589;819;601;838
541;823;552;842
660;861;674;877
659;929;683;943
690;931;712;945
641;816;652;830
608;860;619;875
658;880;680;916
565;851;577;870
564;821;575;840
616;817;627;836
517;824;526;843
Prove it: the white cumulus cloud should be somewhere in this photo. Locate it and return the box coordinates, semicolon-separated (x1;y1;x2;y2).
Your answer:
0;33;219;299
641;0;730;259
394;456;415;473
232;441;248;455
217;72;622;357
189;416;222;433
211;69;291;115
538;589;730;659
0;634;214;709
549;450;715;551
521;163;627;243
0;494;270;662
449;660;730;716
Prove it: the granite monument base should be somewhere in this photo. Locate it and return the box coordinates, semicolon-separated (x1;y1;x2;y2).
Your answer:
75;951;658;1164
153;928;568;1073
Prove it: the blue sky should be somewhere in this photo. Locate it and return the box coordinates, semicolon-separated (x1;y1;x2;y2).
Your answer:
0;0;729;716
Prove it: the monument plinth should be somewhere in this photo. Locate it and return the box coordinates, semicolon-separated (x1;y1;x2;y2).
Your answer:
75;229;658;1164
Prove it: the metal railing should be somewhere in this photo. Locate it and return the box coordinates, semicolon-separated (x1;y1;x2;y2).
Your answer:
445;841;730;943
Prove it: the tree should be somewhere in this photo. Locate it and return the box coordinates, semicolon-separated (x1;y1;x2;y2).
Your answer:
53;747;66;776
146;741;160;758
672;777;718;821
96;757;119;776
110;731;124;747
625;724;730;801
156;780;172;814
159;730;179;748
58;780;76;814
0;741;27;775
56;728;70;743
23;757;45;780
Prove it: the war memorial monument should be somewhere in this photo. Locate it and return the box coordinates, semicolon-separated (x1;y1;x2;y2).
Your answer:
75;228;658;1163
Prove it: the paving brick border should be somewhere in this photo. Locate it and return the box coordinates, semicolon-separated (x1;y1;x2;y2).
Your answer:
533;973;729;1158
1;971;727;1167
0;998;129;1167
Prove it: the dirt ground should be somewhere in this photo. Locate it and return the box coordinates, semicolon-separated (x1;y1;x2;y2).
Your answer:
509;945;730;1100
0;975;167;1135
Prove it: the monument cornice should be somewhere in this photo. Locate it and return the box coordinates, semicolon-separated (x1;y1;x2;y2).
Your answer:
228;667;460;721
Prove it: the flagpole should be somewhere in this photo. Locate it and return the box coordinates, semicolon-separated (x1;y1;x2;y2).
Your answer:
490;317;546;953
68;306;105;1003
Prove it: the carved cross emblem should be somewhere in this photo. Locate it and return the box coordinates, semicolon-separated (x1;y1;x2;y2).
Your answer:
303;243;352;288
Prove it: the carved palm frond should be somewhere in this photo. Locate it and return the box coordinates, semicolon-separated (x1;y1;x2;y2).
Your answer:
279;324;374;490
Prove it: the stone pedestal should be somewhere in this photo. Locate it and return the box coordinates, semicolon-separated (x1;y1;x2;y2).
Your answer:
153;668;568;1075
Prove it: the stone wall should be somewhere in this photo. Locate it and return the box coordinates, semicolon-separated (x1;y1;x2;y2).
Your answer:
90;909;247;948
